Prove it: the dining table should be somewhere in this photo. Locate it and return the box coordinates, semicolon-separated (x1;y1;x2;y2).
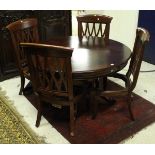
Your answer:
45;36;132;80
23;36;131;94
22;35;132;120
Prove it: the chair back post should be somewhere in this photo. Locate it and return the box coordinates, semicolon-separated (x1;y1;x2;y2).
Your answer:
66;56;74;101
77;20;82;38
127;27;150;92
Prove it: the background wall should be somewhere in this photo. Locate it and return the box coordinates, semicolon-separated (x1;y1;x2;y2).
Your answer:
72;10;139;50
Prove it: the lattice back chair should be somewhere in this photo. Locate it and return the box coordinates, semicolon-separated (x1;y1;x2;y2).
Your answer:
91;27;150;119
77;14;113;44
6;18;39;95
20;43;79;136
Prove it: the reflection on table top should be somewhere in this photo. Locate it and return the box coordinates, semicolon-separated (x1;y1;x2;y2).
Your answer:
45;36;131;79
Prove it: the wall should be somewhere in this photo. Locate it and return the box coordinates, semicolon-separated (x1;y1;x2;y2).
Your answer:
72;10;139;50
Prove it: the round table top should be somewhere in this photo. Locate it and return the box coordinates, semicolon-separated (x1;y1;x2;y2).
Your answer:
47;36;132;80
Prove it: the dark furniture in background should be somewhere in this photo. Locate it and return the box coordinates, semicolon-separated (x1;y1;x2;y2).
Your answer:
0;10;72;81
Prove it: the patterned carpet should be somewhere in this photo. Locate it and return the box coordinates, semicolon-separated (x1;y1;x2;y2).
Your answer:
25;81;155;143
0;88;44;144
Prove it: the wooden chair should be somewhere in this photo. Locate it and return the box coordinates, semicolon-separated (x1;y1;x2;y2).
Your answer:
90;27;150;120
77;14;113;90
6;18;39;95
77;14;113;44
20;43;82;136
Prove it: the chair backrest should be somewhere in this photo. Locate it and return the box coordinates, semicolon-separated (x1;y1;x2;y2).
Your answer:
6;18;39;71
20;43;74;100
127;27;150;92
76;14;113;43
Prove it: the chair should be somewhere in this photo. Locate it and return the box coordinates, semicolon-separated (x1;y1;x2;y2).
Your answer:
90;27;150;119
6;18;39;95
77;14;113;90
77;14;113;44
20;43;82;136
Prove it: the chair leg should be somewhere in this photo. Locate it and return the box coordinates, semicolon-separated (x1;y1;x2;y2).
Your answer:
127;94;135;121
103;77;107;91
98;77;103;90
19;75;25;95
90;90;97;119
97;77;107;91
70;101;75;136
35;95;42;127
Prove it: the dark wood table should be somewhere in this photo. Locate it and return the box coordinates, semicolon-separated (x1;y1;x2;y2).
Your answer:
46;36;132;80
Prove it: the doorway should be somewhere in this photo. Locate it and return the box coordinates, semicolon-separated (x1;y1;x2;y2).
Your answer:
138;10;155;64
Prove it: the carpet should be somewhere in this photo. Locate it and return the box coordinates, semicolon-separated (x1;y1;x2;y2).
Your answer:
25;81;155;144
0;88;44;144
